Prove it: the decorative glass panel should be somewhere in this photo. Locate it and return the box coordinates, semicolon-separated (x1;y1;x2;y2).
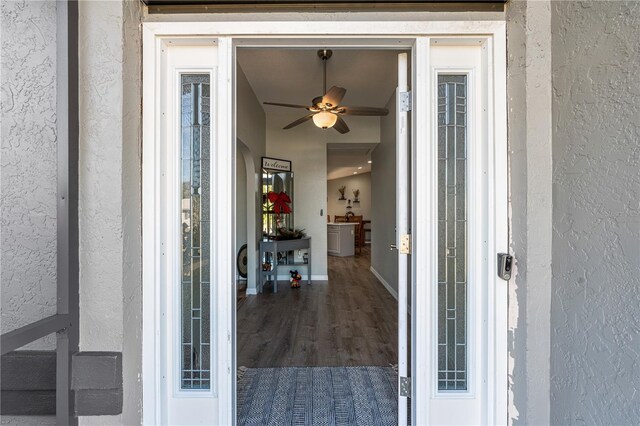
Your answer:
437;75;468;391
180;74;211;390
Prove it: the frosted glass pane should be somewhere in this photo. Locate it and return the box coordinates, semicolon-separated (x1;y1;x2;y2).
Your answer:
180;74;211;390
437;75;468;392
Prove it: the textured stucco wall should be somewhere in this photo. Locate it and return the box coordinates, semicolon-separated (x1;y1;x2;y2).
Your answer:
121;0;144;424
505;0;553;424
79;0;124;356
550;2;640;424
1;0;58;350
78;0;143;424
1;1;58;424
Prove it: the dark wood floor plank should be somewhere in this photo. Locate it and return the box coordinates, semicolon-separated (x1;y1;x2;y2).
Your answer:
237;247;398;367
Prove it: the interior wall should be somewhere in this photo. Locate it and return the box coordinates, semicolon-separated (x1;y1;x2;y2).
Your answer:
550;1;640;424
236;64;266;291
327;172;372;222
236;65;266;170
370;92;398;294
236;150;248;264
266;127;329;279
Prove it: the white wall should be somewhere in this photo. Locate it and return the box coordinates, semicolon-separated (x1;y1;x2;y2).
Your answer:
370;93;398;293
266;128;328;279
327;173;372;222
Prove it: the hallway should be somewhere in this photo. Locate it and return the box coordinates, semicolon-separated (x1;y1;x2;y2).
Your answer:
237;247;398;368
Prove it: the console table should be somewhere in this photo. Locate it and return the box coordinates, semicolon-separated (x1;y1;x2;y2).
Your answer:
259;237;311;293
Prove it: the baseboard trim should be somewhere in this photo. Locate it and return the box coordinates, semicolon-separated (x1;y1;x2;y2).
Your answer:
245;288;258;295
369;266;398;300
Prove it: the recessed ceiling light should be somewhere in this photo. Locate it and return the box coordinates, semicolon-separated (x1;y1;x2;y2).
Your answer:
367;160;372;164
353;172;358;174
358;166;363;170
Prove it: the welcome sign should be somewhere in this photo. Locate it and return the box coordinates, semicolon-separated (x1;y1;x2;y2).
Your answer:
262;157;292;172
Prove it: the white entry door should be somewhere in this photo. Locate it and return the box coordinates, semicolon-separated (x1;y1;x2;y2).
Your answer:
412;38;508;425
143;24;507;426
142;36;234;425
396;51;411;426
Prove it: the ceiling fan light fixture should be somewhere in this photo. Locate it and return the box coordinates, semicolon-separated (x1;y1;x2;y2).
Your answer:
312;111;337;129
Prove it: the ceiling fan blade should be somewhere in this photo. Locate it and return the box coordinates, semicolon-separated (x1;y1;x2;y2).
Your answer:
283;114;315;130
264;102;310;110
322;86;347;108
333;115;350;134
339;106;389;116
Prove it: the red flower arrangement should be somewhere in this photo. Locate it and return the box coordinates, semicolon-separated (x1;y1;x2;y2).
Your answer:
267;191;292;215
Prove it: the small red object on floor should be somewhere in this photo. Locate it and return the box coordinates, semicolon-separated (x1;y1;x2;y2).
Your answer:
289;270;301;288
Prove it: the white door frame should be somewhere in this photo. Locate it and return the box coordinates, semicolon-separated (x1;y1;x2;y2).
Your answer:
142;19;506;426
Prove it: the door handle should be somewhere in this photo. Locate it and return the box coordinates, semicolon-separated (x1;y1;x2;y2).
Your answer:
390;244;398;251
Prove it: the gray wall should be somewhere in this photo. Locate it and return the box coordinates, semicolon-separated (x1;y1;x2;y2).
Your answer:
1;0;58;351
1;1;59;425
78;1;143;424
371;93;398;293
550;1;640;424
237;65;266;171
505;0;554;423
236;64;266;290
236;150;248;256
327;172;372;222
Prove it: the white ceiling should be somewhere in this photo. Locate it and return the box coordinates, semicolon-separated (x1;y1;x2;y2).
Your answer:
238;48;401;179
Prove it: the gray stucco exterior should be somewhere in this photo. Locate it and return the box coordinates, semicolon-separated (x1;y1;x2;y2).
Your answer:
550;2;640;424
1;0;58;350
1;1;638;425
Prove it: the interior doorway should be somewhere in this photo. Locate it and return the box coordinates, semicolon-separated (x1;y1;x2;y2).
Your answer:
235;47;408;424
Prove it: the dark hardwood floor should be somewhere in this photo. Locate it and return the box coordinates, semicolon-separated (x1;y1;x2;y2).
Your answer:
237;246;398;368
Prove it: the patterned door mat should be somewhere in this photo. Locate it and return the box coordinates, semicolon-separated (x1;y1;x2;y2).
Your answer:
237;366;400;426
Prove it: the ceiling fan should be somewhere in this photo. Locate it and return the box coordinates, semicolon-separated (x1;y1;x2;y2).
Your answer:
263;49;389;134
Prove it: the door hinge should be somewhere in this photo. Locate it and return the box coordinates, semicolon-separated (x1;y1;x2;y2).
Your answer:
400;91;412;112
400;234;411;254
400;376;411;397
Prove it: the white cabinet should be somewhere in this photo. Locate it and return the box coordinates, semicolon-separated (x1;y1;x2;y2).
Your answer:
327;223;356;257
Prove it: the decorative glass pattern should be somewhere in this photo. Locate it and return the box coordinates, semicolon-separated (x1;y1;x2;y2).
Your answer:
437;75;468;391
180;74;211;390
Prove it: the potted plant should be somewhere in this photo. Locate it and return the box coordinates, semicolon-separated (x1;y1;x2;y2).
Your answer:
338;185;346;200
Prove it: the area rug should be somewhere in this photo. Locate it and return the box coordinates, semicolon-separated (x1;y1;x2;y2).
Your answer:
237;366;398;426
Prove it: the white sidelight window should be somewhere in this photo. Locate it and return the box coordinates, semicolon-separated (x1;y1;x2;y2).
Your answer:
437;74;469;392
179;74;212;390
